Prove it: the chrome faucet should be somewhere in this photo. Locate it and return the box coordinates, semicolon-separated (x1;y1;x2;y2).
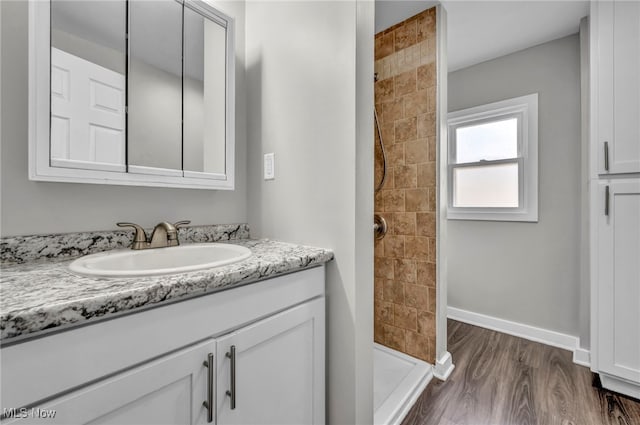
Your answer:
117;221;191;250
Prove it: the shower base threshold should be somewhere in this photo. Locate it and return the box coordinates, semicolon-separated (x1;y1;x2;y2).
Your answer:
373;343;433;425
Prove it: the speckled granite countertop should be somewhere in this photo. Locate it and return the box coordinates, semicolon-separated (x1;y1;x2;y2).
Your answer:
0;238;333;343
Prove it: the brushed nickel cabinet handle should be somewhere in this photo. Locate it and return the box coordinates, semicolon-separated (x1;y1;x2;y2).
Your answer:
604;141;609;171
226;346;236;410
202;353;214;423
605;185;610;216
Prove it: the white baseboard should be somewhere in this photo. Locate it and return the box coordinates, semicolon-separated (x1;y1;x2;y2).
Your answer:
448;306;591;367
433;351;454;381
573;347;591;367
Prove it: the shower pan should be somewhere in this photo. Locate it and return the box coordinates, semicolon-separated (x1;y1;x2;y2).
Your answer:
374;344;432;425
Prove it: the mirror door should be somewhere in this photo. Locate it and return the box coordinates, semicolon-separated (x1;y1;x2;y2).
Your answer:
50;0;127;173
183;2;228;179
128;0;184;177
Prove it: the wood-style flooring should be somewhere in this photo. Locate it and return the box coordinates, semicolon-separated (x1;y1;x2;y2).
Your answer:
401;320;640;425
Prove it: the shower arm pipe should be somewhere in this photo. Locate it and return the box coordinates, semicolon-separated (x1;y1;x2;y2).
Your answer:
374;106;387;193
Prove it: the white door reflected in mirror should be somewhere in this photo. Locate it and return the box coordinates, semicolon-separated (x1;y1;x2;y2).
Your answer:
50;48;126;172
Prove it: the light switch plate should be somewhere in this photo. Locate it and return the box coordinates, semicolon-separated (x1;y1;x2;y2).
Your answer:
264;153;275;180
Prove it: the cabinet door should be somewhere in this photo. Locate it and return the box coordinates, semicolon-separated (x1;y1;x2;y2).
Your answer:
2;339;216;425
215;297;325;425
595;1;640;174
597;180;640;383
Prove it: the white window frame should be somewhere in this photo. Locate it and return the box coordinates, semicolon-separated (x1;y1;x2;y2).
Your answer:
447;93;538;222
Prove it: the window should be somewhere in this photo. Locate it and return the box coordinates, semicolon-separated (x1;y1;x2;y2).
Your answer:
447;93;538;221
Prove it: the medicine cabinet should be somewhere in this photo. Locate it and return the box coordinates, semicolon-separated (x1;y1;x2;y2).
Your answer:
29;0;235;189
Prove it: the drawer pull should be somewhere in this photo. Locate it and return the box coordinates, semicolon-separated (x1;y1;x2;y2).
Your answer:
203;353;214;423
226;346;236;410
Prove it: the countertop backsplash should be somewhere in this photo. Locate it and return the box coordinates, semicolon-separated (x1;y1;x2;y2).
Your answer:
0;223;251;264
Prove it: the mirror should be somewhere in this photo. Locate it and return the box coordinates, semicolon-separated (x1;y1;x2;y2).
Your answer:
128;0;183;175
30;0;235;189
50;0;127;172
183;4;228;177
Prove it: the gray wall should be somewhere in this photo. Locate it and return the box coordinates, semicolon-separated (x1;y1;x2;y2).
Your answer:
128;57;182;171
245;1;374;422
578;18;590;349
0;0;247;237
52;29;125;74
447;34;583;338
375;0;438;33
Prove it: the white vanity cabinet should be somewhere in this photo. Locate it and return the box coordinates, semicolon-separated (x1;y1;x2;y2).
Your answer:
1;267;325;424
592;0;640;175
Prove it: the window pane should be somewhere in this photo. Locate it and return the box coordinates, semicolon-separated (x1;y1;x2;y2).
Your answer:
453;163;519;208
455;118;518;163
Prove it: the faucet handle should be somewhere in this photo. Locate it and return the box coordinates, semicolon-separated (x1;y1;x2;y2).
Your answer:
173;220;191;229
117;222;149;249
163;221;190;247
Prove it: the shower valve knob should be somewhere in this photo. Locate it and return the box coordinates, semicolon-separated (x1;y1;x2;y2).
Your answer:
373;214;388;240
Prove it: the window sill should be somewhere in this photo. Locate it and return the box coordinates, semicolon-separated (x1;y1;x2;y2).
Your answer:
447;209;538;222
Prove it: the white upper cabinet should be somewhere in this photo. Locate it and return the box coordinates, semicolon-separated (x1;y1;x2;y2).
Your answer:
592;0;640;175
29;0;235;190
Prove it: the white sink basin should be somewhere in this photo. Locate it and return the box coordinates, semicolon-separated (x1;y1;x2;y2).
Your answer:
69;243;252;278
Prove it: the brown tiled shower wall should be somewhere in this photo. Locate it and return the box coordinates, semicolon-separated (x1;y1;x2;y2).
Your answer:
374;8;437;363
